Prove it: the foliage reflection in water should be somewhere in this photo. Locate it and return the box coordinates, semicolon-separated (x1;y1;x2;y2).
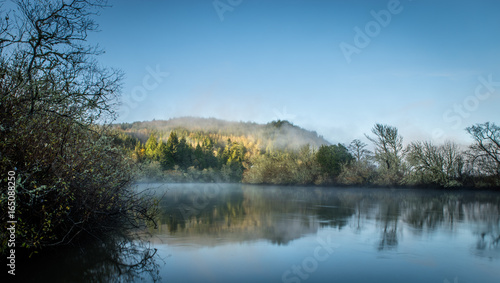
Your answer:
21;184;499;282
19;233;163;282
144;183;499;283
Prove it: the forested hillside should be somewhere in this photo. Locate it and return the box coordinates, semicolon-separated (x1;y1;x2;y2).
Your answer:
113;118;500;188
112;117;333;183
116;117;329;151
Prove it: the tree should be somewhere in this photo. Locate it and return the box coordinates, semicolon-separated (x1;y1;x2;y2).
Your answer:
133;141;146;162
1;0;122;124
406;141;464;187
295;145;320;184
365;124;405;184
316;144;353;180
348;139;372;162
466;122;500;178
176;137;192;170
338;139;375;185
243;151;295;184
202;137;214;151
0;0;156;253
144;134;159;161
193;144;205;169
158;132;178;170
166;131;179;154
219;141;246;182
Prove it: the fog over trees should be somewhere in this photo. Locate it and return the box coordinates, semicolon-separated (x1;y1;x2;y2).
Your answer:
115;118;500;188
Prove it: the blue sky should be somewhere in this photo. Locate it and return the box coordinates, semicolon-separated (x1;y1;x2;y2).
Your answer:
87;0;500;145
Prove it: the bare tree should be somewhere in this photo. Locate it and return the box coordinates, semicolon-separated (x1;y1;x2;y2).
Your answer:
365;124;405;184
348;139;372;162
466;122;500;177
406;141;464;187
1;0;121;124
366;124;404;169
0;0;156;254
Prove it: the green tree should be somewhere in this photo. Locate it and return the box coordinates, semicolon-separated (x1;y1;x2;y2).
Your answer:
158;132;178;170
243;147;320;185
176;137;192;170
166;131;179;154
316;144;353;181
228;142;246;163
144;133;159;161
202;137;214;151
193;144;205;169
295;145;320;184
133;141;146;162
217;140;246;182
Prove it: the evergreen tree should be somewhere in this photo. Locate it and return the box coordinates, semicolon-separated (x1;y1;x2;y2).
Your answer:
133;141;146;162
193;144;205;169
158;132;179;170
176;137;192;170
144;134;159;161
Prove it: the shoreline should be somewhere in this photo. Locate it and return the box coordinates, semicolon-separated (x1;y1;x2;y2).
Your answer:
133;180;500;192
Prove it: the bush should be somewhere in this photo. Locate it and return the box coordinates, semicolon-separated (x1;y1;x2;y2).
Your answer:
0;0;157;253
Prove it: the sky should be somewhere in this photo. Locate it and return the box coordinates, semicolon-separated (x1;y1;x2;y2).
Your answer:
86;0;500;145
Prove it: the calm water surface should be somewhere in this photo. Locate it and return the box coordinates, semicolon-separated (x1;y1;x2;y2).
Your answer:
143;183;500;283
22;183;500;282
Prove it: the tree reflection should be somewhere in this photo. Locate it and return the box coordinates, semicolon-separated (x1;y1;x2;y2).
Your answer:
377;199;399;251
473;231;500;260
20;236;162;282
378;226;398;251
463;201;500;260
151;184;500;261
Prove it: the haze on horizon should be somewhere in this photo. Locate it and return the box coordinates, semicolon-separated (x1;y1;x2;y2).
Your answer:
87;0;500;145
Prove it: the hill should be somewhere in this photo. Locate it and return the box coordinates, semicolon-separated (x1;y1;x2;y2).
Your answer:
111;117;337;183
114;117;330;152
111;118;500;188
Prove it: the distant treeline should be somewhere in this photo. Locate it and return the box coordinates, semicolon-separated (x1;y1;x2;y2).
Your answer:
113;119;500;188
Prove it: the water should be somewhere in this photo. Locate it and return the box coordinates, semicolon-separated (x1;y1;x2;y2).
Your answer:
20;183;499;282
143;183;500;283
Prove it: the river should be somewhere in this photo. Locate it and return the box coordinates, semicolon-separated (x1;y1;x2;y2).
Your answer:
23;183;500;282
143;183;499;283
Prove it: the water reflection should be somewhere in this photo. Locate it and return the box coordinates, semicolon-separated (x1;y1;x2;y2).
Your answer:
152;184;500;260
152;184;322;246
17;185;499;282
464;202;500;260
20;236;162;282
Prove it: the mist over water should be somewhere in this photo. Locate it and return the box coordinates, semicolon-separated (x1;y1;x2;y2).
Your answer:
140;184;500;283
18;183;499;282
